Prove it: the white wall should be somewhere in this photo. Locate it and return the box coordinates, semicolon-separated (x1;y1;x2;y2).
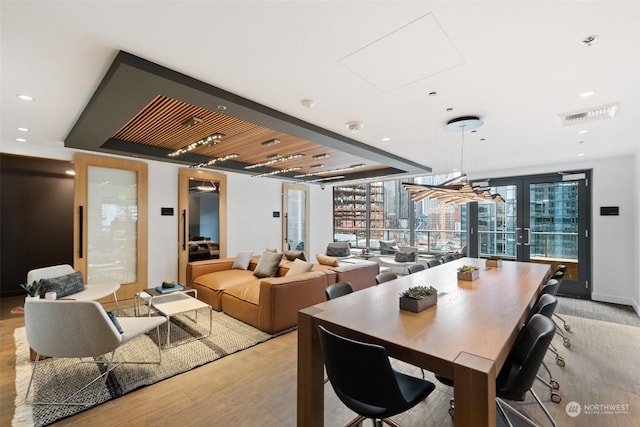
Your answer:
475;154;639;309
635;152;640;314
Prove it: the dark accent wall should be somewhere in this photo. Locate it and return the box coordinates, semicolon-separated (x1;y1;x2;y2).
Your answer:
1;154;74;296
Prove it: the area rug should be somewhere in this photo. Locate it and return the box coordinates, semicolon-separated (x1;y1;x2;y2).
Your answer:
12;308;272;427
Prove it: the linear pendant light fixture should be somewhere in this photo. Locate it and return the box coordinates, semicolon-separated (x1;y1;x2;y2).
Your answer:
403;116;503;204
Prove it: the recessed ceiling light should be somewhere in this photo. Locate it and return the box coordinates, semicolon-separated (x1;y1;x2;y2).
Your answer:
381;137;391;142
17;127;29;132
579;90;595;98
217;105;227;111
581;35;597;47
577;153;585;157
17;94;34;101
446;107;453;112
429;91;437;96
301;99;315;108
65;170;76;176
578;129;589;134
345;121;364;133
16;138;26;142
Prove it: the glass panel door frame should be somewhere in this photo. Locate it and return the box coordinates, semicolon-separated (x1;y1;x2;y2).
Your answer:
282;183;309;256
178;169;227;284
73;153;148;301
470;170;591;298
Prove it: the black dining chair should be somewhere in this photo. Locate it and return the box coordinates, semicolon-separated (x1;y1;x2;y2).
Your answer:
407;264;426;274
441;254;455;263
325;281;353;300
435;314;558;427
426;259;442;269
375;271;398;284
318;325;436;427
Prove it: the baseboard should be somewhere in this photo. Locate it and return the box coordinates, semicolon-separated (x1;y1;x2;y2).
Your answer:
591;292;639;313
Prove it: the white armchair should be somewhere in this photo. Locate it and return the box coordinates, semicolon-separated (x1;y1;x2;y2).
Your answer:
24;299;167;406
27;264;120;309
377;246;420;275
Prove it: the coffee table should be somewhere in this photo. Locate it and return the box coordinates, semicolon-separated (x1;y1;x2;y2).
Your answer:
146;292;212;348
134;286;197;316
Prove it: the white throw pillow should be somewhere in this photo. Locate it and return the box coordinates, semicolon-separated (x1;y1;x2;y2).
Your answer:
285;258;314;277
232;250;253;270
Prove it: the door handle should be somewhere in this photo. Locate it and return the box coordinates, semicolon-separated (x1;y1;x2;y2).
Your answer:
78;205;84;258
516;227;522;246
182;209;186;251
524;228;531;246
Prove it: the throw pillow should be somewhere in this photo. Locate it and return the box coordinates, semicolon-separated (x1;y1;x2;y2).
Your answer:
106;311;124;334
379;239;397;254
38;271;85;298
232;250;253;270
283;250;307;262
326;245;350;258
395;251;416;263
253;251;283;278
285;258;314;277
316;254;339;267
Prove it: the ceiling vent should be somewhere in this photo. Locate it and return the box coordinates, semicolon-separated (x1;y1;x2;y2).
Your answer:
559;103;618;126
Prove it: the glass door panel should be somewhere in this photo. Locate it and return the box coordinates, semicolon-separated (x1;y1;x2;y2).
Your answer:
478;184;518;259
87;166;138;284
283;183;309;254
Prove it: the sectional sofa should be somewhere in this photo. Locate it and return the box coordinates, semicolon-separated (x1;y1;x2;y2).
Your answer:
186;253;379;334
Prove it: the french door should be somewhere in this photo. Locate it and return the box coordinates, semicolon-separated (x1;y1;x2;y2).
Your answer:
474;171;591;298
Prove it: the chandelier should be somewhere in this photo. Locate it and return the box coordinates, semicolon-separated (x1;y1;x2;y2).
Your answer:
403;116;504;204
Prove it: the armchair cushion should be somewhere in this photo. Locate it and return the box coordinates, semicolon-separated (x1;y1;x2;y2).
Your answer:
326;244;350;258
106;311;124;334
232;250;253;270
379;240;398;254
253;251;283;278
395;251;416;263
38;271;85;299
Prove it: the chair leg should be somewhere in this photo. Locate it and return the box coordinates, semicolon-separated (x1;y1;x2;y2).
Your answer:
112;291;120;312
529;388;558;426
496;398;539;427
345;415;367;427
26;351;119;406
381;418;401;427
82;326;163;366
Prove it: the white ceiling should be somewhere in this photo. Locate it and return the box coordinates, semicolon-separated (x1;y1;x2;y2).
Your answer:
2;1;639;178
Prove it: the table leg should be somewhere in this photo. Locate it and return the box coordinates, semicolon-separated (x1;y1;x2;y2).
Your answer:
453;352;496;427
297;307;325;427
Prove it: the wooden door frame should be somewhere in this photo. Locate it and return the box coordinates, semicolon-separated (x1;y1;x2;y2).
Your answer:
178;169;227;284
73;153;148;301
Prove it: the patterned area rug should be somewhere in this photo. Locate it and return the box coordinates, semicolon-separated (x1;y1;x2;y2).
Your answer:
12;308;272;427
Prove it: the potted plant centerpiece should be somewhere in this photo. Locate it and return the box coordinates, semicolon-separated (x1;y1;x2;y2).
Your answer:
457;265;479;281
399;285;438;313
20;281;40;300
486;256;503;268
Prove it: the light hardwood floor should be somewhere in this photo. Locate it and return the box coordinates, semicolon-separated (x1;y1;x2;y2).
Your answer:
1;296;639;426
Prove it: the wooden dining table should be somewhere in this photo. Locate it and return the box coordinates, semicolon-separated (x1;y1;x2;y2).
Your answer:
297;257;550;426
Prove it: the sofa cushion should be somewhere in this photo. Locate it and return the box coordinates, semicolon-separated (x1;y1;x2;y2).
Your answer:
194;270;257;291
316;254;339;267
232;250;253;270
395;251;416;262
223;280;261;305
285;258;314;276
253;251;283;278
283;250;306;262
38;271;85;298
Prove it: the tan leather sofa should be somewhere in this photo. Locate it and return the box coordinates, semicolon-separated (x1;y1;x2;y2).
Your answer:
186;257;336;334
186;256;379;334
